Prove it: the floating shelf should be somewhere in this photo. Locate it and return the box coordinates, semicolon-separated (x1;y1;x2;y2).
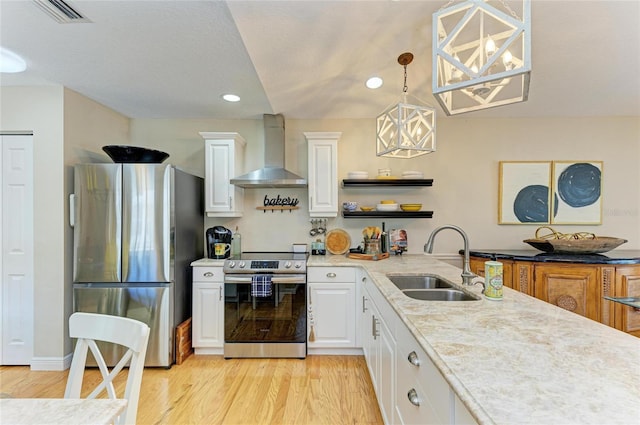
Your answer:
342;178;433;187
342;211;433;219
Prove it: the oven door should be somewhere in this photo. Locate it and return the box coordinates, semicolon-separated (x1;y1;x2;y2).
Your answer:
223;274;307;358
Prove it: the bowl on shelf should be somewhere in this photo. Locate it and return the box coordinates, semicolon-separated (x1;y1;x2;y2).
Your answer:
102;145;169;163
400;204;422;212
376;203;399;212
342;201;358;212
360;206;375;212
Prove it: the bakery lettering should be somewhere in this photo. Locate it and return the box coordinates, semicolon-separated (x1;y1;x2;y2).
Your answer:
263;194;299;207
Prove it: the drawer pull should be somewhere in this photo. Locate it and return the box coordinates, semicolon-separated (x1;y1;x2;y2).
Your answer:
326;272;337;278
407;388;420;406
204;272;214;277
372;316;379;340
407;351;421;366
362;296;368;313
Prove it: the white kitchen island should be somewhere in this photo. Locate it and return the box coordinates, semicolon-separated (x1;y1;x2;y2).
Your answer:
307;254;640;425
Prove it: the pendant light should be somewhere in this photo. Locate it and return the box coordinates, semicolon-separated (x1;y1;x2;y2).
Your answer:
376;52;436;159
432;0;531;115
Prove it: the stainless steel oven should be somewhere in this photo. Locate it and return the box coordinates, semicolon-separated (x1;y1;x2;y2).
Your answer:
223;252;307;358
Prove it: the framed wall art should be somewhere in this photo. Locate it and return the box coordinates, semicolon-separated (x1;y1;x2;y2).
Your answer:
498;160;603;225
551;161;603;225
499;161;552;224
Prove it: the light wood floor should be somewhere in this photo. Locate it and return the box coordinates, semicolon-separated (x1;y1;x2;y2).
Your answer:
0;355;383;425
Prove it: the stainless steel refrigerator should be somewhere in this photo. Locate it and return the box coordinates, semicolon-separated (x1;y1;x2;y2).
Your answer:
71;163;203;367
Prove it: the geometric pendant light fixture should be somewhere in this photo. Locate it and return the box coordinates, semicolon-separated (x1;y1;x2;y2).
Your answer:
432;0;531;115
376;53;436;158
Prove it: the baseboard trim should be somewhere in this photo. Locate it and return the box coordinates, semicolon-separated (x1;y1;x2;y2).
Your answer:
30;353;72;371
307;347;363;356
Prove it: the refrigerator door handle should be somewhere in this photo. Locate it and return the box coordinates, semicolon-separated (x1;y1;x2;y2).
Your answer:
69;194;75;227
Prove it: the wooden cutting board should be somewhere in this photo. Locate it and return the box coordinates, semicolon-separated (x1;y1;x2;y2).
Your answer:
325;229;351;255
347;252;389;261
175;317;193;365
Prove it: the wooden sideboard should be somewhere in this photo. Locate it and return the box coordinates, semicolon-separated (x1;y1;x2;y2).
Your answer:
469;251;640;337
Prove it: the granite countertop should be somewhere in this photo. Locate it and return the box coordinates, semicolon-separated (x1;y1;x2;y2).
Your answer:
465;249;640;264
307;254;640;425
191;258;226;267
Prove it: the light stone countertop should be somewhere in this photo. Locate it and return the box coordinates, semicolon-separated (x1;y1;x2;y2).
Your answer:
307;254;640;425
191;258;226;267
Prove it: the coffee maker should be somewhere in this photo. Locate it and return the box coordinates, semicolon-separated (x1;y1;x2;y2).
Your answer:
206;226;233;259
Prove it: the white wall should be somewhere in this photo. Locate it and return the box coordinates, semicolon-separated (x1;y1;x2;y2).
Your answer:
0;85;65;365
131;116;640;254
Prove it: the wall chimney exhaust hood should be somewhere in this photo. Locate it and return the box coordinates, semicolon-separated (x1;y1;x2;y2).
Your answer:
230;114;307;188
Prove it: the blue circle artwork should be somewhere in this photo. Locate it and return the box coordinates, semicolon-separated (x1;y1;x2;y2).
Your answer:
513;185;557;223
557;163;601;207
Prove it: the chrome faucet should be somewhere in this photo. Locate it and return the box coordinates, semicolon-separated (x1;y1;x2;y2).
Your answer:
424;224;476;286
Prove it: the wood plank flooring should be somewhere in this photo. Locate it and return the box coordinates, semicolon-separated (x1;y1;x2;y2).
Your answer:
0;355;383;425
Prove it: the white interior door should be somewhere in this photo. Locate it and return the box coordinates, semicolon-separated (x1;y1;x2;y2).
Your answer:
1;134;34;365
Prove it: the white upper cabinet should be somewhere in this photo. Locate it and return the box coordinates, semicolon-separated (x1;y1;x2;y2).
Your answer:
200;132;246;217
305;132;341;217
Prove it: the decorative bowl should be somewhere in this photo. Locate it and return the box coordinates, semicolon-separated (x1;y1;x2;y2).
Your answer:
360;206;374;212
342;201;358;211
400;204;422;212
103;145;169;163
523;237;627;254
376;203;399;212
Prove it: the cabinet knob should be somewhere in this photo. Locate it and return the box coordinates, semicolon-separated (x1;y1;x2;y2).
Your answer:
407;351;421;366
326;272;337;278
204;272;214;277
407;388;420;406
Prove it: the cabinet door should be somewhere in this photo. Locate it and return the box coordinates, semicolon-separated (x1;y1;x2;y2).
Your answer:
192;282;223;348
534;264;600;321
305;132;341;217
513;261;534;296
378;314;395;425
613;265;640;337
202;133;245;217
308;282;356;347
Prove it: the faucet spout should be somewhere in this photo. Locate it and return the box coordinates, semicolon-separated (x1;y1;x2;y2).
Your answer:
424;224;476;285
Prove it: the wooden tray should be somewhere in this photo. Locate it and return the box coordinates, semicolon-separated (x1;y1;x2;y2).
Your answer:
175;317;193;365
523;237;627;254
347;252;390;261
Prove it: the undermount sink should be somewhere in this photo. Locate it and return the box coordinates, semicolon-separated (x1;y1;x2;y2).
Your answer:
386;274;480;301
401;289;480;301
387;274;455;290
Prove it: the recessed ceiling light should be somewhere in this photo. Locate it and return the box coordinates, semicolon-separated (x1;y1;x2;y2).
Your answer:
0;47;27;73
222;94;241;102
366;77;383;89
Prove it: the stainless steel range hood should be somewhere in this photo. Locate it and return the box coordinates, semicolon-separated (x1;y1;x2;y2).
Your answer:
230;114;307;188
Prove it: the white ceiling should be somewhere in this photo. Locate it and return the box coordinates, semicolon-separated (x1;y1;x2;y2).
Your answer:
1;0;639;120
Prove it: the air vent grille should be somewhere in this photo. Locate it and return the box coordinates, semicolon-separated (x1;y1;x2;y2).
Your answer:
33;0;90;23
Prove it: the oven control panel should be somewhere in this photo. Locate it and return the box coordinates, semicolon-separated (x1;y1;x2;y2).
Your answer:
250;260;279;269
224;258;306;273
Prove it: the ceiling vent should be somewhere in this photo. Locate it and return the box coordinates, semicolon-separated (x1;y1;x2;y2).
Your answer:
33;0;91;23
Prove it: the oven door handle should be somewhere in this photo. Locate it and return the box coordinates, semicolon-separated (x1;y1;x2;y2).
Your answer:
224;275;306;284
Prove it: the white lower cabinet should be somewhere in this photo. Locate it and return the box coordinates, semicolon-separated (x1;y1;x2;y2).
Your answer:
395;320;452;425
360;270;396;425
359;269;478;425
307;267;357;350
192;265;224;354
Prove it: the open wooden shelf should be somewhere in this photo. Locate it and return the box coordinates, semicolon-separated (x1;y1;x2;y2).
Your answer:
342;178;433;187
342;211;433;219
